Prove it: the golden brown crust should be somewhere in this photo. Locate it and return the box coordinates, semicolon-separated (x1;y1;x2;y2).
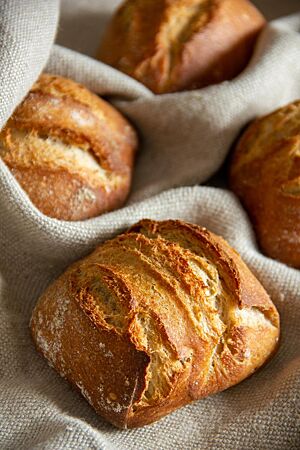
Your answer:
98;0;266;94
0;73;138;220
229;101;300;268
30;219;279;428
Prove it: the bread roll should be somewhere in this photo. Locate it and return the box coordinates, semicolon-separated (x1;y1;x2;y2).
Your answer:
229;101;300;268
0;74;138;220
31;219;279;428
98;0;266;94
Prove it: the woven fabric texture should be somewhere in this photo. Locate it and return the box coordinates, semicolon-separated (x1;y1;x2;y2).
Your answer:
0;1;299;449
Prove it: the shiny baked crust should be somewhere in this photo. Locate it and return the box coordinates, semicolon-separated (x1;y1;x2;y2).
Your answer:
0;74;138;220
30;219;280;428
230;101;300;268
98;0;266;94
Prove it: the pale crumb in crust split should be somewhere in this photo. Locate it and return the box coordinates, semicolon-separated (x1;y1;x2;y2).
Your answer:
30;220;280;428
234;307;274;329
0;73;138;220
136;0;212;90
0;131;110;184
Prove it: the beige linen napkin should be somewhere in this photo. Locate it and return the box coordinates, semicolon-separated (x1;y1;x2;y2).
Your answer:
0;1;299;449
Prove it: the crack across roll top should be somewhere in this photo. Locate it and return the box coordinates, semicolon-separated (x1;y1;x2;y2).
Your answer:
98;0;266;94
30;219;280;428
0;74;138;221
230;101;300;268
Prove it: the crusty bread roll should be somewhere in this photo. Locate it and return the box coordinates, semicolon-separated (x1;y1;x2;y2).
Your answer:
31;219;280;428
229;101;300;268
0;74;138;220
98;0;266;94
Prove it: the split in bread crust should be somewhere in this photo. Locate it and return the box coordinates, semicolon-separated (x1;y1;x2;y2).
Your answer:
0;74;138;220
31;219;280;428
230;100;300;268
98;0;266;94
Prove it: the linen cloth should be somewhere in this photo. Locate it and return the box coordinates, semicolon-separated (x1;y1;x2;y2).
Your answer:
0;1;300;449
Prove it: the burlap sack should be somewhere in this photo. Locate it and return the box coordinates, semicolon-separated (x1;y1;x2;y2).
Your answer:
0;1;299;449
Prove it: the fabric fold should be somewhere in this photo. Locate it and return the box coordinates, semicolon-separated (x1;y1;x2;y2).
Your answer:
0;1;299;449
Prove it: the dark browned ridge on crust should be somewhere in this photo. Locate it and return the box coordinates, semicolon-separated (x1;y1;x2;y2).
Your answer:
98;0;266;94
0;74;138;220
31;219;280;428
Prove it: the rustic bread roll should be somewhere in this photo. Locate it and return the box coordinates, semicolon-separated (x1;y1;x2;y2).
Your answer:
31;219;280;429
0;74;138;220
229;101;300;268
98;0;266;94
